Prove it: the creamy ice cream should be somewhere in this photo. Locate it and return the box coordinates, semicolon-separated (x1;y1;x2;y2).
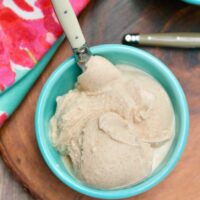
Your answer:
50;56;175;189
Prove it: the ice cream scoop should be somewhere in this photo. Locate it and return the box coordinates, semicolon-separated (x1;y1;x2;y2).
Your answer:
50;55;175;189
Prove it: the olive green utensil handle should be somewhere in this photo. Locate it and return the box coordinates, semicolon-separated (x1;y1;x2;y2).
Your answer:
123;33;200;48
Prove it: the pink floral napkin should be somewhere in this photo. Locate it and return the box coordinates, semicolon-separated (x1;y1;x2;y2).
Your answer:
0;0;89;126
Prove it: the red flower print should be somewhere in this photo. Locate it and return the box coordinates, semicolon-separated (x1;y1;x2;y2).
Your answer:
0;112;8;127
0;0;89;93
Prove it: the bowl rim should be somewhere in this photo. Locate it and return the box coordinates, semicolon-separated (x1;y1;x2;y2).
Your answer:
35;44;189;199
182;0;200;5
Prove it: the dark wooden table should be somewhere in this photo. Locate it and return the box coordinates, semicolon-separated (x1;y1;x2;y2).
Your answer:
0;0;200;199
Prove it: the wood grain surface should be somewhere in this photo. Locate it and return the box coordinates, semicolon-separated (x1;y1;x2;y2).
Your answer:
0;0;200;199
0;158;32;200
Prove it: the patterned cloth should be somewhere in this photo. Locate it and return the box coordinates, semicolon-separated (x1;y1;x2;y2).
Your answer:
0;0;89;126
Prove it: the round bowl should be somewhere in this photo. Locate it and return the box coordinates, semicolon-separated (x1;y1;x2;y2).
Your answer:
182;0;200;5
35;44;189;199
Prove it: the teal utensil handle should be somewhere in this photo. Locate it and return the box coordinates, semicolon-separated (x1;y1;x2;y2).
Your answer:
0;35;65;117
123;33;200;48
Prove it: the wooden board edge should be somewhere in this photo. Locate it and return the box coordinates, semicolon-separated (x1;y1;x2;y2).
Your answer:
0;139;42;200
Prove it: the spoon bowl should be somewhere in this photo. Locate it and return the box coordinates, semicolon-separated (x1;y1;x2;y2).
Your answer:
35;44;189;199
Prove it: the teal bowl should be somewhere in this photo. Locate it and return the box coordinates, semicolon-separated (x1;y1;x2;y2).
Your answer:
35;44;189;199
182;0;200;5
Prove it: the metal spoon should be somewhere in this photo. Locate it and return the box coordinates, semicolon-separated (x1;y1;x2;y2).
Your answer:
51;0;91;70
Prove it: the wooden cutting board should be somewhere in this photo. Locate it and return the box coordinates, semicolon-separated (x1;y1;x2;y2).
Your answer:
0;0;200;199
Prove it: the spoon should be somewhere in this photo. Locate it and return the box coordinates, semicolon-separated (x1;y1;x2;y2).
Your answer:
122;33;200;48
51;0;91;71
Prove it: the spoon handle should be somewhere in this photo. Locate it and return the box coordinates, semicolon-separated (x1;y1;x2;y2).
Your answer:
51;0;86;49
123;33;200;48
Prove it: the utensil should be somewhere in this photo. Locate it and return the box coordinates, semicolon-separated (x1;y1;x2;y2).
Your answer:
51;0;91;71
122;33;200;48
35;44;189;199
